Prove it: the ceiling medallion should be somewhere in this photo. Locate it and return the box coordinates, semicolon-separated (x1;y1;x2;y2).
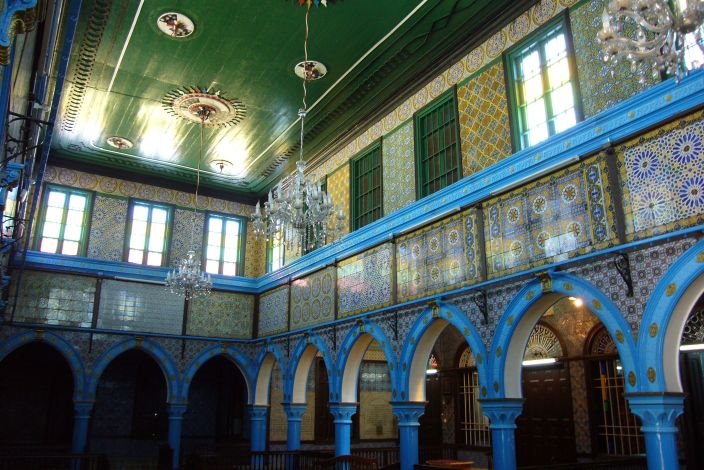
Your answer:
162;87;246;128
210;159;233;174
106;136;133;149
294;60;328;80
157;12;194;38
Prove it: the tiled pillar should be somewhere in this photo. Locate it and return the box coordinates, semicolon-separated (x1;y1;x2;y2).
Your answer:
480;398;524;470
328;402;357;456
391;401;426;470
626;393;685;470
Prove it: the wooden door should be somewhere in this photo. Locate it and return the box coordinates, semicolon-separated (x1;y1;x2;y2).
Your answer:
516;364;576;466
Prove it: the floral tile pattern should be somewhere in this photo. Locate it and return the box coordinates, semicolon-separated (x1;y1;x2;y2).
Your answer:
327;164;350;235
484;153;617;278
87;195;128;261
290;267;336;330
258;285;290;336
397;208;482;302
570;0;658;118
187;291;254;339
10;271;95;327
170;209;204;268
457;62;512;177
337;243;394;318
382;121;416;215
618;111;704;241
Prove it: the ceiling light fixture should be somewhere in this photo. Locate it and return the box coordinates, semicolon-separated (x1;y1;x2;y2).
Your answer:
598;0;704;82
166;106;213;300
251;3;344;255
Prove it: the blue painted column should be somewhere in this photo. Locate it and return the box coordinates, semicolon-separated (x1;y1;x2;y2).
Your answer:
626;393;685;470
328;402;357;456
167;403;187;470
249;405;270;452
479;398;524;470
391;401;426;470
283;403;307;451
71;400;93;454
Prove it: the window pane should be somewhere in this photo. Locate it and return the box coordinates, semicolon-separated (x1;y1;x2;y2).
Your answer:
553;109;577;133
47;191;66;208
128;249;143;263
209;217;223;233
223;245;238;262
40;238;58;253
550;83;575;114
523;75;544;103
42;221;61;238
61;240;79;256
146;252;162;266
525;99;547;127
130;221;147;248
520;50;541;78
544;33;567;63
547;57;570;88
225;219;240;236
206;260;219;274
527;123;549;146
207;245;221;260
132;205;149;221
64;225;81;241
222;262;237;276
152;208;168;224
148;230;165;252
68;195;87;211
45;206;64;223
65;209;84;228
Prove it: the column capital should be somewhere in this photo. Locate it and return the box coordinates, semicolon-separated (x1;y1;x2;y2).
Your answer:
248;404;270;420
391;401;426;424
329;402;358;422
167;403;188;418
625;392;685;432
479;398;524;429
282;402;307;420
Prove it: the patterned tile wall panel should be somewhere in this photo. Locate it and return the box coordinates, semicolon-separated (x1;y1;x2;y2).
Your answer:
97;280;184;335
42;165;263;276
337;243;393;318
309;0;577;182
258;285;290;337
87;195;128;261
484;153;618;279
327;164;350;236
457;61;513;177
618;111;704;241
170;209;204;269
10;271;95;327
187;291;254;339
397;208;483;302
290;267;336;330
571;0;658;118
382;121;416;216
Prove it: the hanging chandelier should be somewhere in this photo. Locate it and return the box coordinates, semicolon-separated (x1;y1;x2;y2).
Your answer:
597;0;704;82
166;106;213;300
251;4;345;255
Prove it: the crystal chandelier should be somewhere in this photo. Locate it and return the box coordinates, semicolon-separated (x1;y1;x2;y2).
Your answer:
598;0;704;82
251;4;345;255
166;107;213;299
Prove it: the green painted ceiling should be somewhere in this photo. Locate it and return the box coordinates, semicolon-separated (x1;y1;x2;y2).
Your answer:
52;0;534;202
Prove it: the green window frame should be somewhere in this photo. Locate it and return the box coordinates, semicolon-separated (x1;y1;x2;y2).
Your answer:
505;13;582;151
125;199;172;266
35;184;93;256
204;212;245;276
351;143;383;230
267;231;285;273
415;89;462;199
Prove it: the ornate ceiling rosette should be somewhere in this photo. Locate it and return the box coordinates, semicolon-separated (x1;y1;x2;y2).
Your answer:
162;87;247;127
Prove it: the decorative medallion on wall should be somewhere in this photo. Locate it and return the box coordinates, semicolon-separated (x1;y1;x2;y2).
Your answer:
106;136;133;149
157;12;195;38
162;87;247;127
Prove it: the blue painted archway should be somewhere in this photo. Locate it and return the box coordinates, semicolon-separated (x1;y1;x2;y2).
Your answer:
336;319;398;403
638;238;704;392
0;330;87;400
180;344;254;404
490;272;638;398
86;337;180;403
285;332;334;404
253;341;287;406
399;300;489;402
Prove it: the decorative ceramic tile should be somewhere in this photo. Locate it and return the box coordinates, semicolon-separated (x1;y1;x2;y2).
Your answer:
327;164;350;235
382;121;416;216
187;291;254;339
170;209;204;267
290;267;336;330
457;62;513;178
97;280;185;335
484;153;617;278
10;270;95;327
245;224;266;278
618;111;704;241
87;195;128;261
571;0;658;118
337;243;394;318
397;208;482;302
258;285;290;336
